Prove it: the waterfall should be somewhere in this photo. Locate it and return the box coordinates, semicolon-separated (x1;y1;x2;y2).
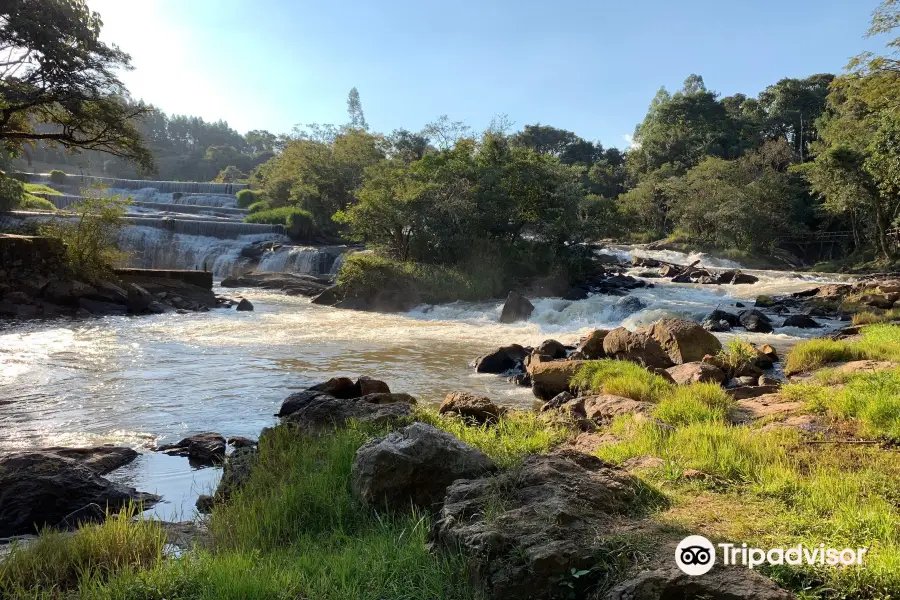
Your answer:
257;246;344;274
32;173;248;195
122;217;284;238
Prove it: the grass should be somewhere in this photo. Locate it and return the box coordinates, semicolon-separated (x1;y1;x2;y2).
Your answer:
571;359;674;402
715;339;760;376
784;324;900;374
23;183;61;196
852;310;900;325
415;408;569;468
245;206;317;240
653;382;734;426
0;506;165;598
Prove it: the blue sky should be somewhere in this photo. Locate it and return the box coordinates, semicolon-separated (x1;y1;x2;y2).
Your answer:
90;0;885;149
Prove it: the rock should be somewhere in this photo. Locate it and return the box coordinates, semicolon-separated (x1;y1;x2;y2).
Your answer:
535;339;567;360
236;298;254;311
621;455;666;471
727;271;759;285
541;391;574;411
759;375;781;386
755;295;776;307
0;452;159;537
157;432;226;464
781;314;822;329
227;436;257;449
91;280;128;304
281;393;414;431
726;385;783;400
77;297;128;316
645;319;722;365
439;392;505;423
758;344;778;361
571;432;619;453
195;494;214;514
665;362;727;385
582;394;654;421
351;422;495;511
356;376;390;396
739;309;774;333
43;280;97;305
632;257;660;267
310;285;342;306
499;291;534;323
220;272;329;297
432;451;648;600
309;376;360;399
40;446;139;475
125;283;154;313
578;329;610;359
474;344;529;374
860;293;896;309
732;375;759;386
276;389;329;417
659;264;680;278
615;295;646;316
603;566;791;600
602;327;674;369
702;309;738;330
530;360;584;401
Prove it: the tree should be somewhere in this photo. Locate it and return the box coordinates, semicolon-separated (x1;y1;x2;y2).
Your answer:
346;87;368;130
0;0;153;170
758;74;834;161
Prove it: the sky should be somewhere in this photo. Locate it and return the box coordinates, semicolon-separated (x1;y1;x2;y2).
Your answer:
88;0;887;150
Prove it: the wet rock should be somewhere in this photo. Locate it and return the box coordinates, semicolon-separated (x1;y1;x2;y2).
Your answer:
499;291;534;323
535;339;567;360
0;452;159;537
615;295;646;316
645;318;722;365
227;436;257;449
310;285;342;306
530;360;585;401
351;422;495;511
860;293;896;309
236;298;254;311
724;271;759;285
738;309;774;333
759;375;781;386
726;385;783;400
281;393;415;431
356;376;390;396
77;297;128;316
43;280;97;305
541;391;574;411
781;314;822;328
474;344;529;374
602;327;674;369
220;272;329;297
41;446;139;475
432;451;648;600
440;392;505;423
91;280;128;304
157;433;226;464
758;344;778;361
665;362;727;385
277;389;329;417
755;295;776;307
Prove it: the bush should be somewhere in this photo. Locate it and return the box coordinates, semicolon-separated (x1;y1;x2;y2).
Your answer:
245;206;317;240
235;189;260;208
19;196;57;211
336;253;498;306
38;195;129;280
48;169;67;184
215;165;245;183
0;174;25;211
247;200;270;214
571;359;674;402
8;171;30;182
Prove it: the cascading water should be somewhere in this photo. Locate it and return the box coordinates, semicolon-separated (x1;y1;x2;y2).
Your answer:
596;244;745;269
31;173;248;195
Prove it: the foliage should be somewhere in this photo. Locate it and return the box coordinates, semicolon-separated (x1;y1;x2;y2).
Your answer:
653;383;734;426
24;183;61;196
245;206;316;240
571;360;674;402
38;193;129;279
0;0;154;170
247;200;270;214
716;339;761;377
784;324;900;374
0;174;25;210
853;308;900;324
48;169;67;184
235;189;260;209
215;165;245;183
18;196;56;210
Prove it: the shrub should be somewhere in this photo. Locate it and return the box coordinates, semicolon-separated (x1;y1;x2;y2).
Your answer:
247;200;270;214
38;195;129;280
0;174;25;211
571;359;674;402
716;339;759;377
215;165;245;183
235;189;260;208
654;383;734;426
245;206;317;240
19;196;57;211
48;169;67;184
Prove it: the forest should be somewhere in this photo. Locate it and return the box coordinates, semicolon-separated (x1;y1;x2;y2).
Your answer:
4;0;900;281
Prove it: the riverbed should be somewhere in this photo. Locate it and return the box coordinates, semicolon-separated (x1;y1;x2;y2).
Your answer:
0;258;854;520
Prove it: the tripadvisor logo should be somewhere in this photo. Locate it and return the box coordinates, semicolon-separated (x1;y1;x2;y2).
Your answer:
675;535;868;576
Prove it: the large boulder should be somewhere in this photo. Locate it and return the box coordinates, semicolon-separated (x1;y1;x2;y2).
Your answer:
530;360;584;401
157;432;226;464
41;446;139;475
43;280;97;305
0;452;159;537
474;344;529;374
309;376;359;399
665;362;727;385
439;392;505;423
281;392;415;431
432;451;649;600
351;422;496;511
499;291;534;323
535;339;567;360
603;566;791;600
602;327;674;369
701;309;739;332
577;329;609;359
739;309;774;333
125;283;154;313
356;376;390;396
644;319;722;365
781;314;822;329
236;298;254;311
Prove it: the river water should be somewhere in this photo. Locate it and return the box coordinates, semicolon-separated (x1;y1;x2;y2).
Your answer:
0;248;853;520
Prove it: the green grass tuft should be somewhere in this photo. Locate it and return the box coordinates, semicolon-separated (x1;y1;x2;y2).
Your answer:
571;359;674;402
784;324;900;374
23;183;61;196
653;383;734;426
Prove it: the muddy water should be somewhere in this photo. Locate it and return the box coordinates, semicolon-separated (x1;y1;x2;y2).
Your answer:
0;266;853;519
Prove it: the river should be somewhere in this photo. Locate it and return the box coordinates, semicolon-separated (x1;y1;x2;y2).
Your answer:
0;247;853;520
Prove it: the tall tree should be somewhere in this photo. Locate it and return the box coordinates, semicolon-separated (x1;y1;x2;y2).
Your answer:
0;0;153;170
346;87;368;130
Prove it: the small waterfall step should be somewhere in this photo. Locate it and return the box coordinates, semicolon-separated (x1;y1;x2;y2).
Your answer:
25;173;248;195
31;193;249;219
